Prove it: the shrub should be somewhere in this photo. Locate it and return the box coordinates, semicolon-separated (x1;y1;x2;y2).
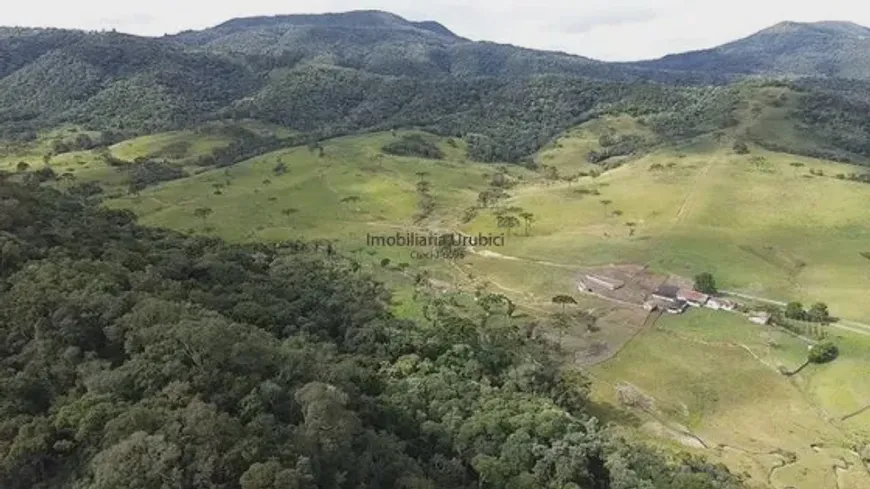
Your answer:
127;161;187;192
382;134;444;159
808;342;839;364
733;140;750;154
785;301;807;321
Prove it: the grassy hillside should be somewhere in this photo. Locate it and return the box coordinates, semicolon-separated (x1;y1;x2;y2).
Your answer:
106;131;495;241
593;308;870;489
97;120;870;323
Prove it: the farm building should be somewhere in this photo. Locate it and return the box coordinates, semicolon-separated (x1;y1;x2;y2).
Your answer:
582;274;625;291
651;284;680;303
749;312;771;325
666;300;688;314
677;289;709;307
706;298;737;311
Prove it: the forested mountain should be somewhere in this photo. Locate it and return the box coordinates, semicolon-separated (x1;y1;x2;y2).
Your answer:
0;28;257;137
166;10;609;79
633;21;870;79
0;179;748;489
0;21;743;163
0;11;869;164
166;10;728;83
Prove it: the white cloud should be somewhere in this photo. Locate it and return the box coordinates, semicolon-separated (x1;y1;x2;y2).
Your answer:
5;0;870;60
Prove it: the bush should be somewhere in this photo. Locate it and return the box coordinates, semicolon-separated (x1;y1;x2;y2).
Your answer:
382;134;444;159
808;302;830;323
127;161;188;192
808;342;839;363
785;301;807;321
33;165;56;182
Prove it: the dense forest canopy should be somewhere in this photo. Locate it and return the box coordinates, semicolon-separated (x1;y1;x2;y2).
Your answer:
0;180;747;489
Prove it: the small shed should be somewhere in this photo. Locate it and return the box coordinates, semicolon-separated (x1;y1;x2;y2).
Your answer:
749;312;771;325
651;284;680;303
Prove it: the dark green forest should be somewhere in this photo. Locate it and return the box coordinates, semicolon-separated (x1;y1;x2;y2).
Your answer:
0;179;746;489
3;14;870;164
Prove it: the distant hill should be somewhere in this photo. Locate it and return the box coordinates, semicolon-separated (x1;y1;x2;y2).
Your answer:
166;10;605;79
165;10;719;82
1;12;870;164
632;21;870;79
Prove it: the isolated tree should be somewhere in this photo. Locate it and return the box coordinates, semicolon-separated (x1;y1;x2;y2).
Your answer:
600;199;612;217
551;312;572;347
552;294;577;313
612;209;623;218
497;215;520;236
808;302;830;323
542;165;559;181
415;171;429;184
491;170;508;188
790;161;805;176
732;141;749;154
519;211;535;236
693;272;717;294
625;222;636;237
16;161;29;172
785;301;806;321
193;207;213;223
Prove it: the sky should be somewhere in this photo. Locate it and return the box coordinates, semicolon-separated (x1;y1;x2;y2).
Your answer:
5;1;870;61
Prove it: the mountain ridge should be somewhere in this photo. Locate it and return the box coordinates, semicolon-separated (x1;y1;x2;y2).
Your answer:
634;19;870;78
0;11;869;165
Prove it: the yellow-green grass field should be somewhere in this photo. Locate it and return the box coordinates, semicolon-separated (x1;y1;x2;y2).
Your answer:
109;130;230;162
592;308;870;489
0;121;295;193
107;131;503;245
464;139;870;324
